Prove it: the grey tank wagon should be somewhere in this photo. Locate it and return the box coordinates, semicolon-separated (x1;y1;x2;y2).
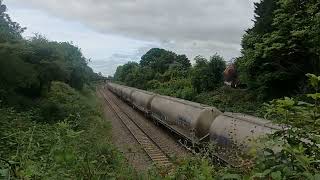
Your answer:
106;82;280;150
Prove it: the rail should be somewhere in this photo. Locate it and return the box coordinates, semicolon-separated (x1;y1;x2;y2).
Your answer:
98;89;173;168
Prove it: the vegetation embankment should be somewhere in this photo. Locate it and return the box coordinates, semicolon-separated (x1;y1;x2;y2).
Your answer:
0;1;136;178
0;82;136;179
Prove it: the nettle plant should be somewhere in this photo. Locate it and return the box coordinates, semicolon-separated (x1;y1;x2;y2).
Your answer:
254;74;320;179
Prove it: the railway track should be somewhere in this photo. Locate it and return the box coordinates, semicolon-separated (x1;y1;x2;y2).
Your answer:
99;89;173;168
105;89;189;159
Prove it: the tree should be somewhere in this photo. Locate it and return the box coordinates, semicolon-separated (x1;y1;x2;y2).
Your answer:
237;0;320;99
140;48;191;74
192;54;226;93
0;0;25;42
176;54;191;70
192;56;209;93
251;0;277;34
114;48;191;89
114;62;139;83
208;54;226;87
0;1;99;107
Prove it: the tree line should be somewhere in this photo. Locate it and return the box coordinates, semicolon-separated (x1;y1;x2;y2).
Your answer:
0;1;103;109
114;48;226;100
237;0;320;98
114;0;320;101
0;2;126;178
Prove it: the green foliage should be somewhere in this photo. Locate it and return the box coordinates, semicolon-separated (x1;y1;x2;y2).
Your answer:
251;0;277;34
148;156;224;180
251;74;320;179
114;49;227;103
265;74;320;130
237;0;320;99
192;55;226;93
29;35;96;91
0;2;131;178
114;48;197;98
0;85;136;179
40;82;86;125
0;0;25;42
0;3;102;108
150;78;195;100
114;48;192;91
165;157;215;179
140;48;191;74
194;86;263;116
114;62;148;88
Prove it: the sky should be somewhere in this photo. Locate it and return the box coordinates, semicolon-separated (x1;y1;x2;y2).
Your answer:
5;0;258;76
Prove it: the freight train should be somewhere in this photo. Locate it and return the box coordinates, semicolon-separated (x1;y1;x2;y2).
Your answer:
106;82;281;150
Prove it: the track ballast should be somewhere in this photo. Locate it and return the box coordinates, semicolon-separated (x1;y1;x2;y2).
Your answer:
99;89;173;168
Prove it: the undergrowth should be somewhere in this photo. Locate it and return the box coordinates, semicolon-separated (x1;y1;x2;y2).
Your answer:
194;86;264;116
0;82;136;179
150;74;320;179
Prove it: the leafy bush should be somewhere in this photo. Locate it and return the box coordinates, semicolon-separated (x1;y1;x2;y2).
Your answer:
40;82;84;124
192;55;226;93
0;1;102;108
150;78;195;100
250;74;320;179
0;85;136;179
194;86;263;115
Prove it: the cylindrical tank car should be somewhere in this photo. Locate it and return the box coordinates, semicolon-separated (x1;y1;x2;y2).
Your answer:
210;112;282;149
131;89;156;114
105;82;279;149
120;86;134;103
150;95;221;141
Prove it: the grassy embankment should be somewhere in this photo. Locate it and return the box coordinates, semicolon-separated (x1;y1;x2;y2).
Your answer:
0;82;137;179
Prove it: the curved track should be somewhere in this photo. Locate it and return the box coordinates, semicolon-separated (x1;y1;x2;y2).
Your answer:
99;89;173;168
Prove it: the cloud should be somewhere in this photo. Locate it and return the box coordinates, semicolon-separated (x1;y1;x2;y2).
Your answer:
88;44;157;76
8;0;258;61
89;58;128;77
89;54;138;76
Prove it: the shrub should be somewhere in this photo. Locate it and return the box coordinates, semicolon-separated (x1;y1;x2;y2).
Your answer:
0;84;136;179
150;78;195;101
194;86;263;115
250;74;320;179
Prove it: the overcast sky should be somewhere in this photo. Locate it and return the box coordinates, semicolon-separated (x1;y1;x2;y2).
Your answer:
6;0;258;76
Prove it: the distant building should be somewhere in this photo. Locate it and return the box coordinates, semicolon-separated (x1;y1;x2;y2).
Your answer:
223;63;240;88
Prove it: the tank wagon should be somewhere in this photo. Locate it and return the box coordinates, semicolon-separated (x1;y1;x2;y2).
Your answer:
120;86;135;103
131;89;156;114
210;113;282;149
106;82;280;149
107;83;123;96
150;95;221;142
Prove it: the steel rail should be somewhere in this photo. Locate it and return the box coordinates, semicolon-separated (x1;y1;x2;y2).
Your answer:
99;89;173;168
